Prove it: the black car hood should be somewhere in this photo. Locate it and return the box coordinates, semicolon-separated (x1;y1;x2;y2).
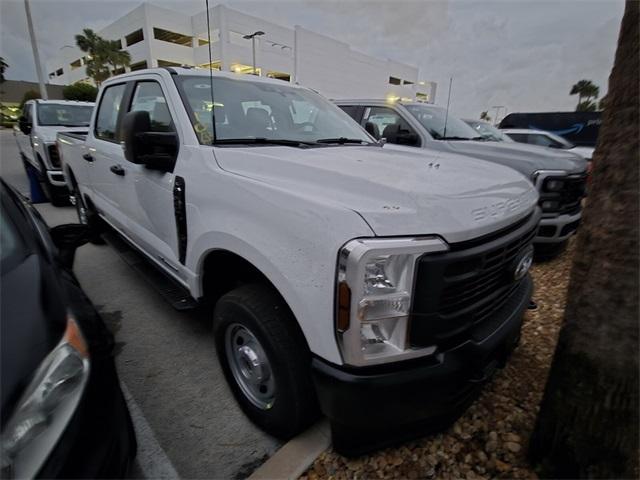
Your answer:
1;253;66;423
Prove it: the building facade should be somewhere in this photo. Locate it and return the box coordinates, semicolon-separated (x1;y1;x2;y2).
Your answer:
46;3;436;102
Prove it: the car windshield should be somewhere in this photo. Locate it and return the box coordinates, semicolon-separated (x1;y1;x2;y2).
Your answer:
404;104;479;140
175;75;373;146
37;104;93;127
539;132;575;149
466;121;513;142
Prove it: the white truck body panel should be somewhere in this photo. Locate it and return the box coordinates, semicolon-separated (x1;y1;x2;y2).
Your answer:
59;68;538;365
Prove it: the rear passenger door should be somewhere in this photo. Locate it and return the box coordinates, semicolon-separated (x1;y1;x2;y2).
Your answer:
87;82;129;232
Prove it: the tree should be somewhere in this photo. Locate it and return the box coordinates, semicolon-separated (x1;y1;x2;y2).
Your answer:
598;94;608;111
570;79;600;112
75;29;130;85
0;57;8;83
576;100;598;112
529;1;639;478
63;82;98;102
480;111;491;122
20;90;40;108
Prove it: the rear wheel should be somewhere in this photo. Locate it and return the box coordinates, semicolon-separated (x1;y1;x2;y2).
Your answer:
213;284;319;439
71;182;104;244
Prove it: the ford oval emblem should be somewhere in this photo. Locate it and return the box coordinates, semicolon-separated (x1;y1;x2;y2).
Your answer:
513;247;534;281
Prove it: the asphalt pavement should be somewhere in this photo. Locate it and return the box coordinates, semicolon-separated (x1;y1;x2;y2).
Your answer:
0;128;281;479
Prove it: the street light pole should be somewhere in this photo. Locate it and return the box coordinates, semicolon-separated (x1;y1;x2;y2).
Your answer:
243;31;264;75
24;0;48;99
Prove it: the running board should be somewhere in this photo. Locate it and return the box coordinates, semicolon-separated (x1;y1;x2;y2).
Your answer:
102;230;199;311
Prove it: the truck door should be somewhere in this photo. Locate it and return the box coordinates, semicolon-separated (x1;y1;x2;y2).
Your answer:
16;103;35;165
86;82;130;232
117;77;183;276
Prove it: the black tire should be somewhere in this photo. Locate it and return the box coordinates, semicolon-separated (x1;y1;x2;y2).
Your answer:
213;284;319;439
534;240;568;262
71;181;104;245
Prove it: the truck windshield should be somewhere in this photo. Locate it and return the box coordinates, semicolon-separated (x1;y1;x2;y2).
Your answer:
405;104;480;141
37;104;93;127
175;75;373;146
466;121;514;142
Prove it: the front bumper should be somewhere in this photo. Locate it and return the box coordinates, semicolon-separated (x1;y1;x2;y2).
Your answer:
534;210;582;244
312;274;533;456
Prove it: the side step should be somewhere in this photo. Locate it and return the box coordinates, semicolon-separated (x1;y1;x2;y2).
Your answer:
102;230;199;311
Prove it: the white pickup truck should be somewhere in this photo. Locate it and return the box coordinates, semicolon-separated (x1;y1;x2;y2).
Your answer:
14;99;94;205
58;67;539;454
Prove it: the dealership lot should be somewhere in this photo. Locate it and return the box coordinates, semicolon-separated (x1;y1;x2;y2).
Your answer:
0;128;281;478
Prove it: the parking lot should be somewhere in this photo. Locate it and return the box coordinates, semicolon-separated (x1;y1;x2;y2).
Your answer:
0;128;281;478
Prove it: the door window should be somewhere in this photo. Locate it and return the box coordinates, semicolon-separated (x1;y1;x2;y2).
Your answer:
362;106;420;146
129;81;175;132
95;84;126;141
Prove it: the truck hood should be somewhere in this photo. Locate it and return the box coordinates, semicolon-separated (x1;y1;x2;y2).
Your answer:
569;146;595;160
214;145;538;243
34;126;89;144
442;140;588;176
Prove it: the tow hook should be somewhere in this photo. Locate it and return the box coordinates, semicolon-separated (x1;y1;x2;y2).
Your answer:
527;300;538;310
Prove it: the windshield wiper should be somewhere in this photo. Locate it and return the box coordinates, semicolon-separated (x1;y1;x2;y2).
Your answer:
437;136;476;141
214;138;318;148
315;137;369;145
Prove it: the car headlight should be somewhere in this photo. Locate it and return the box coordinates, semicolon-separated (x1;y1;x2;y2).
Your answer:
541;200;560;212
544;179;564;192
336;237;448;366
1;314;90;479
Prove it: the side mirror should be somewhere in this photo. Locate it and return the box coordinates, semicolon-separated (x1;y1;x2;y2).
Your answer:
50;224;90;269
18;116;32;135
122;110;178;173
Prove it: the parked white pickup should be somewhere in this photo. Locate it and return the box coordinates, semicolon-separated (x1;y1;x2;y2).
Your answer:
14;99;94;205
58;67;539;455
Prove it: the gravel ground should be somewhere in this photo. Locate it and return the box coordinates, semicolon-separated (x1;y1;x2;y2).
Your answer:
303;239;576;480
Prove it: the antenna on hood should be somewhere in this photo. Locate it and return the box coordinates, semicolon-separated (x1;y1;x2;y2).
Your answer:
205;0;217;143
443;77;453;139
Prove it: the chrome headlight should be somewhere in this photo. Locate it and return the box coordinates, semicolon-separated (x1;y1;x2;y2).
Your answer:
1;314;90;479
336;237;448;366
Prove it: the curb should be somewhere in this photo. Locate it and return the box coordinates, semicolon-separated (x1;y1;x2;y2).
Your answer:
248;420;331;480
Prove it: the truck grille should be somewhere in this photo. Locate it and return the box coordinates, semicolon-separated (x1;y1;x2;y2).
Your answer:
48;144;61;168
540;174;586;215
409;210;539;350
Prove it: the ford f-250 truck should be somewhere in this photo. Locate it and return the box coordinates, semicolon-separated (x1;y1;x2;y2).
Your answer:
14;100;94;205
58;68;539;454
336;100;588;257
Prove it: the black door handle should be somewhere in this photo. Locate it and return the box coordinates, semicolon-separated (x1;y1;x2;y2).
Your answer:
82;153;94;162
110;165;125;176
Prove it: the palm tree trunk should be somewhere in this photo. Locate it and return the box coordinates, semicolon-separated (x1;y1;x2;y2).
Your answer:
529;1;639;477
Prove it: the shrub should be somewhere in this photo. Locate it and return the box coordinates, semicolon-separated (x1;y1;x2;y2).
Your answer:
19;90;40;108
63;82;98;102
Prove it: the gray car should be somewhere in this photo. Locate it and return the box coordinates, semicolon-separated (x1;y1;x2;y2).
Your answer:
336;100;588;256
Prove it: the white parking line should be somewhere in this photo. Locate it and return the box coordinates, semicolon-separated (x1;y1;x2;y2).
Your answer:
121;383;180;479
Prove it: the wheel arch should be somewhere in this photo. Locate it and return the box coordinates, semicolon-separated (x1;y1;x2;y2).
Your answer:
198;247;311;351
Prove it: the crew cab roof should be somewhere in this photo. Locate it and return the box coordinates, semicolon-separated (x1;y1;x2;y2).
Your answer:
103;67;309;90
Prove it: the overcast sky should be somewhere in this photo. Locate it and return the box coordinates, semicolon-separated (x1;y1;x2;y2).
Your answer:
0;0;624;118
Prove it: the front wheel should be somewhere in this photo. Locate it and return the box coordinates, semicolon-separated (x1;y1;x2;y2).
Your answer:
213;284;319;439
